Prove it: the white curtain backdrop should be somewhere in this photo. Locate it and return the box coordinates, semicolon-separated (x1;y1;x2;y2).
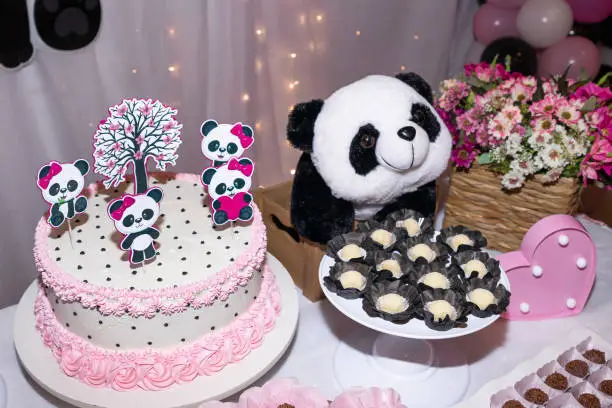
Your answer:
0;0;478;307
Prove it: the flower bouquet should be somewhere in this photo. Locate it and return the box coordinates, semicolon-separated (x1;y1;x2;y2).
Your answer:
435;60;612;251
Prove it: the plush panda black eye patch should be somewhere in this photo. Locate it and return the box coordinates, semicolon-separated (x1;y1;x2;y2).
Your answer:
50;183;60;196
208;141;220;152
123;215;135;227
142;209;154;220
411;103;440;142
350;123;380;176
234;178;245;189
67;180;78;192
215;183;227;195
227;143;238;154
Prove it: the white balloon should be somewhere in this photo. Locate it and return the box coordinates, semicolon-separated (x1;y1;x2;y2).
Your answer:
517;0;573;48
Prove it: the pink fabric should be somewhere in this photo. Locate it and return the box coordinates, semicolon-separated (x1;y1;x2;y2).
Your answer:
230;123;254;149
227;158;253;177
109;195;136;221
35;173;267;318
34;264;281;391
217;192;249;220
37;162;62;189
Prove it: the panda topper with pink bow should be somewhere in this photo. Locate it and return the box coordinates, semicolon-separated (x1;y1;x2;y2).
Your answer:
200;120;254;166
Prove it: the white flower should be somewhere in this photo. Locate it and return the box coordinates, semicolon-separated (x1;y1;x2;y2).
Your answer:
502;171;525;190
528;131;552;149
541;144;566;168
554;124;568;138
533;117;556;135
562;135;586;157
575;119;588;133
510;158;534;176
505;133;523;157
541;168;563;184
532;154;545;171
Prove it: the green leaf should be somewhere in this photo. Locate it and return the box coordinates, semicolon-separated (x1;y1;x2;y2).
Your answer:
569;79;591;93
581;96;598;113
505;55;512;72
478;153;492;165
466;91;475;108
467;77;485;88
608;152;612;158
490;54;499;69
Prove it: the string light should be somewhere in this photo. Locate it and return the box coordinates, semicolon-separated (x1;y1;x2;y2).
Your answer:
299;14;306;25
255;122;262;130
255;58;263;73
242;93;250;102
168;27;176;37
289;52;297;59
308;41;315;51
413;34;420;40
290;169;296;175
315;14;323;22
355;30;361;36
255;28;264;36
131;68;137;74
288;80;300;90
288;105;294;112
168;65;177;72
88;122;94;128
400;65;406;71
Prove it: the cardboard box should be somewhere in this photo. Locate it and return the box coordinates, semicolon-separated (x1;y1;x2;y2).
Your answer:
579;183;612;227
253;181;325;301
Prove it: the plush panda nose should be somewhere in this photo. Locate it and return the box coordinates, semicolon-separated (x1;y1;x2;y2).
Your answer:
397;126;416;141
135;218;142;223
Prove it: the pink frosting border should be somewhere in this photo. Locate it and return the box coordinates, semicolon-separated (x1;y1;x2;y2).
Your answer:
34;264;281;391
35;173;267;318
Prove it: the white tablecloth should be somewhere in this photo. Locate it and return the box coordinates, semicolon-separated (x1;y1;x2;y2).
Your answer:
1;216;612;408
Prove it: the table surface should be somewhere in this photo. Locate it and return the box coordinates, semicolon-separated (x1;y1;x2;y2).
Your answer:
1;215;612;408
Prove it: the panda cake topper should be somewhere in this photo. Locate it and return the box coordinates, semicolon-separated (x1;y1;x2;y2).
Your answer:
200;119;254;166
201;157;254;226
107;187;163;264
37;159;90;233
93;98;183;195
287;72;452;244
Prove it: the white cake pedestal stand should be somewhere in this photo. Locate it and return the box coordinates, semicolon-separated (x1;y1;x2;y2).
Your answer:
14;254;298;408
319;255;511;408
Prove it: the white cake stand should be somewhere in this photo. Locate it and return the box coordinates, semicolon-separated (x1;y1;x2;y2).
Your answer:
14;254;298;408
319;255;511;408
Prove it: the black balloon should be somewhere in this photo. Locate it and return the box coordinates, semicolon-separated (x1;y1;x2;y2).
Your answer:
477;0;486;5
600;16;612;47
569;21;602;44
481;37;538;76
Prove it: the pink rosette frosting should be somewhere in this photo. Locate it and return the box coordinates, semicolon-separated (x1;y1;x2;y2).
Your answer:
34;265;281;391
331;387;406;408
35;173;267;319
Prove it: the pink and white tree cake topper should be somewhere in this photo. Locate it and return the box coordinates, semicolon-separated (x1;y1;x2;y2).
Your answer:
107;188;163;264
36;159;90;228
496;215;597;321
201;157;255;226
93;99;182;195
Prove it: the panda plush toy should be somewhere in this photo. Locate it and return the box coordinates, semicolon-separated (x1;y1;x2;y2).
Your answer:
201;120;255;166
37;159;90;227
287;73;452;244
108;188;163;264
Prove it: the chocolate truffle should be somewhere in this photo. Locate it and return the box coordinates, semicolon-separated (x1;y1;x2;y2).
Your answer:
583;349;606;364
565;359;589;377
501;400;525;408
598;379;612;396
523;388;548;404
544;372;568;390
577;393;601;408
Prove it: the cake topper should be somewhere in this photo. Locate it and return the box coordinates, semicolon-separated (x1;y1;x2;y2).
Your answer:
37;159;90;245
93;99;183;195
201;157;254;226
107;188;163;264
200;120;254;166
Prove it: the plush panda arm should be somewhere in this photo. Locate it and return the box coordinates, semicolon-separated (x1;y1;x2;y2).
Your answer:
373;180;437;221
291;153;355;244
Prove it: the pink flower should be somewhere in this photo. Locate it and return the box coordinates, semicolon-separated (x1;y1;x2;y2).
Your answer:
575;83;612;101
114;104;128;117
492;63;510;81
587;107;611;134
112;142;122;152
475;126;489;146
134;151;143;160
474;64;492;82
542;168;563;184
331;387;406;408
125;123;135;135
162;135;173;144
107;159;116;169
530;95;558;117
156;154;165;161
94;149;104;159
456;112;478;134
99;119;107;125
139;104;153;116
488;118;511;140
451;144;477;168
555;101;581;125
163;120;176;131
580;161;600;183
135;135;145;145
590;138;612;163
109;122;121;132
500;105;522;123
510;83;533;103
532;117;556;135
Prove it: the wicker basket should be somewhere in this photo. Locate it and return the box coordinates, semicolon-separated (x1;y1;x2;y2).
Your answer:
443;164;581;252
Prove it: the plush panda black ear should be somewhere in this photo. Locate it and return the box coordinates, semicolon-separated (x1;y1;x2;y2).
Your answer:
147;187;163;203
395;72;434;105
201;120;219;136
287;99;324;152
241;124;253;138
108;199;123;216
73;159;90;176
202;168;217;185
38;165;51;180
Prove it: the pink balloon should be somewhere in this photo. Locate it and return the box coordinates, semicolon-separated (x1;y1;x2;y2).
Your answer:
565;0;612;23
488;0;527;8
473;3;520;45
538;36;601;80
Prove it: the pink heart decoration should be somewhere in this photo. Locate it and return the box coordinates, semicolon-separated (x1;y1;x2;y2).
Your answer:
496;215;596;321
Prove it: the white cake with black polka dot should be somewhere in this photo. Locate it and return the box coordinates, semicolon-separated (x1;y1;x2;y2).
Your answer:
33;173;281;391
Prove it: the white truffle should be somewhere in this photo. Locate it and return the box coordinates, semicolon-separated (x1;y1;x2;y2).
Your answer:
375;293;409;314
402;219;421;237
468;288;496;310
461;260;487;278
425;300;458;322
447;234;473;252
418;272;450;289
338;244;365;262
339;271;367;291
377;259;402;279
407;243;436;263
370;229;394;249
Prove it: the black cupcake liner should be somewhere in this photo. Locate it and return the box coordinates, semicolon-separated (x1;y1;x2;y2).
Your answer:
397;235;449;265
408;260;465;292
452;250;502;282
326;232;373;263
373;250;411;280
362;278;420;324
324;261;373;299
356;220;399;251
384;209;434;240
437;225;487;254
465;278;511;318
420;288;469;331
